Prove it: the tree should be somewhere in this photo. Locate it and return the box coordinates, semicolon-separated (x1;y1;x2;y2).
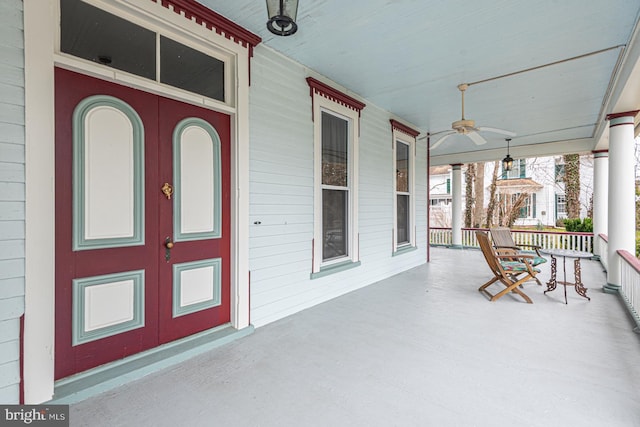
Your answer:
485;161;499;227
473;162;485;227
563;153;580;218
504;193;529;227
464;163;475;227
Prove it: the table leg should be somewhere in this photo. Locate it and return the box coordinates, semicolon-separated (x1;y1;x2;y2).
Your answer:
573;259;591;301
544;255;557;293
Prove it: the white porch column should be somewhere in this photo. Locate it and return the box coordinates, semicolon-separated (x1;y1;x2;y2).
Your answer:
451;164;463;248
604;111;638;293
592;150;608;259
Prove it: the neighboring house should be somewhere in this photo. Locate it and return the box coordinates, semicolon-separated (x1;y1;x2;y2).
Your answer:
501;155;593;226
4;0;428;403
428;155;594;228
495;158;547;227
428;165;452;227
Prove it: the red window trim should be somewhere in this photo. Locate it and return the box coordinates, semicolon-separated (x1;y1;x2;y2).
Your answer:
390;119;420;138
152;0;261;55
306;77;366;117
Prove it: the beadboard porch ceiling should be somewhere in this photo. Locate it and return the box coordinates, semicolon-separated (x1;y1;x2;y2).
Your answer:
198;0;640;165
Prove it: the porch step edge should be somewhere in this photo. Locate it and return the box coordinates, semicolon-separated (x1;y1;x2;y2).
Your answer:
48;324;254;404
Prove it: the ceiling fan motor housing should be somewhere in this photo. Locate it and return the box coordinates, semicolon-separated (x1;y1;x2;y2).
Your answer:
452;118;476;133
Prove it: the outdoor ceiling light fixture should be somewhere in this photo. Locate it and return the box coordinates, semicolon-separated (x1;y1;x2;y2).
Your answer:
266;0;298;36
502;138;514;172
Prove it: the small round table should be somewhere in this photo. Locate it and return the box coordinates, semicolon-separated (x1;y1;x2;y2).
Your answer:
539;249;592;304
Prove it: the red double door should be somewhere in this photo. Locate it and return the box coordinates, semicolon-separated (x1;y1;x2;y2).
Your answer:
55;68;231;379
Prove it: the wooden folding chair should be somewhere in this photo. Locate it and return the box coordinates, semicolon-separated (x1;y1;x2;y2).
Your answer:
476;231;540;304
489;227;546;286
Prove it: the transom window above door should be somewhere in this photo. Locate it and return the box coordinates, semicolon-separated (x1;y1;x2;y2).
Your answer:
60;0;226;102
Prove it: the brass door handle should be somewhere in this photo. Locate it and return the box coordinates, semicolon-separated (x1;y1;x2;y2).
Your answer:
164;237;174;261
161;182;173;200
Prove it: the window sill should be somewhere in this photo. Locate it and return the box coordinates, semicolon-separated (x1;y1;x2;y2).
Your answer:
393;245;417;257
310;260;361;280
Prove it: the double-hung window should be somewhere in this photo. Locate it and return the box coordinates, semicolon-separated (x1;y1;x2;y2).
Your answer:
556;194;567;219
321;112;350;261
396;140;411;246
307;78;365;275
390;121;418;252
503;159;526;179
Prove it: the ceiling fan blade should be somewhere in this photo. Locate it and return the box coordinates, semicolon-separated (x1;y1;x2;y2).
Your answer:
431;132;454;149
467;131;487;145
477;126;516;137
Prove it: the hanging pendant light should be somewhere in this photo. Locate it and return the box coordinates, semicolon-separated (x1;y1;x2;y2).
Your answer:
502;138;514;172
266;0;299;36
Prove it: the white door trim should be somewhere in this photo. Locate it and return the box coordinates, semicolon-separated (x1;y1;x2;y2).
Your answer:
23;0;252;403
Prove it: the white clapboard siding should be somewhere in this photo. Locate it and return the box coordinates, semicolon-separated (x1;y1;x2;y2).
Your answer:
0;123;25;146
0;162;23;182
248;45;426;327
0;221;22;240
0;0;24;404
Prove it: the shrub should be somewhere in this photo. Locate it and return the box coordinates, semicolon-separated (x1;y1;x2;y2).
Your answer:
556;218;566;228
564;218;593;232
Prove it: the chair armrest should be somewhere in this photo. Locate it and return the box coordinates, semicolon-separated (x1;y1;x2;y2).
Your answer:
517;244;541;249
496;254;534;259
495;245;520;250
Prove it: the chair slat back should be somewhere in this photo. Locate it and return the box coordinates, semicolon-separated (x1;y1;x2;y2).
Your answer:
476;231;501;273
490;227;515;248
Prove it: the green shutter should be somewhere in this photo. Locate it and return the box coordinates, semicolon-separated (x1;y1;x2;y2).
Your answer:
519;159;526;178
446;178;450;193
532;193;536;217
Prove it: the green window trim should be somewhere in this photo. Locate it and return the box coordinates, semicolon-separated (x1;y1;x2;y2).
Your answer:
310;260;361;280
393;245;418;256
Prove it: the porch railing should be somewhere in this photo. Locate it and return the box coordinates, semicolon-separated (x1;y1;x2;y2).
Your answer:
618;250;640;332
597;234;608;270
429;227;594;252
593;234;639;332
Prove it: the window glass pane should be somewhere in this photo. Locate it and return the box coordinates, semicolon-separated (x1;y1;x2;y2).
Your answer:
557;195;567;217
60;0;156;80
555;164;565;182
506;159;521;179
396;141;409;192
160;36;225;101
323;189;347;260
322;112;348;187
397;195;409;244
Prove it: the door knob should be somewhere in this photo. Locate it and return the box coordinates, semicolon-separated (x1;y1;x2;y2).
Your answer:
164;237;174;261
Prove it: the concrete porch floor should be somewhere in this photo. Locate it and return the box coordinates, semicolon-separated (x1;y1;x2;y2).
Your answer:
69;247;640;426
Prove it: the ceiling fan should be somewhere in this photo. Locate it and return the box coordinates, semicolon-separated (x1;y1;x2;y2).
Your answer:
431;83;516;149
